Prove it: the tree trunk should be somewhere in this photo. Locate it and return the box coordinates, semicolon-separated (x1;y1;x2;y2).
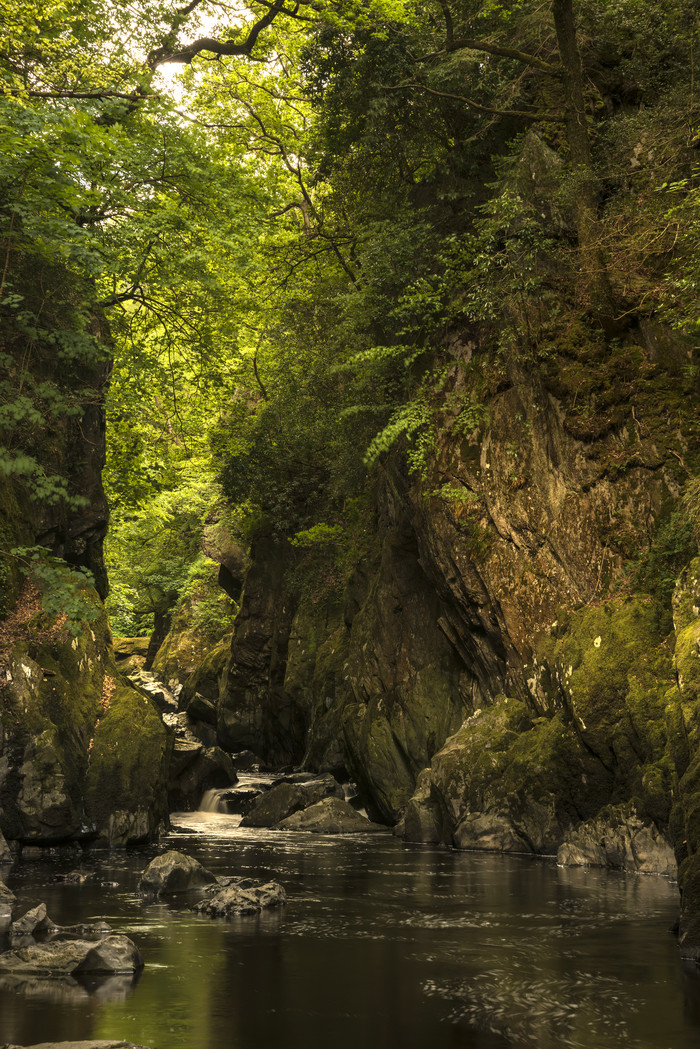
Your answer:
551;0;617;324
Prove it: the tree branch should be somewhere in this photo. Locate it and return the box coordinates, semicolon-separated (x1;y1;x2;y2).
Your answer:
380;81;563;122
417;37;561;76
147;0;288;67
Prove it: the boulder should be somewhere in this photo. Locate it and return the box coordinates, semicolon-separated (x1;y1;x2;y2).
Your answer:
0;935;143;976
193;877;286;917
277;797;387;834
129;671;178;714
557;806;676;876
240;782;305;828
138;850;217;894
11;903;57;937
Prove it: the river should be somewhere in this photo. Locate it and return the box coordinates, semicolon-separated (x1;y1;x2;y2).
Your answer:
1;807;699;1049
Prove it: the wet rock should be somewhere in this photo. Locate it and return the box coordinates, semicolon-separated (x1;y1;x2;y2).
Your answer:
168;746;237;812
11;903;57;938
210;786;264;815
240;782;305;828
0;934;143;976
138;850;217;894
11;903;112;941
558;807;677;876
73;936;144;974
55;869;97;885
0;880;16;923
193;877;286;917
277;797;387;834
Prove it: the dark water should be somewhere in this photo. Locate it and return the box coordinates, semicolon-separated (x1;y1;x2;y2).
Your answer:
1;810;699;1049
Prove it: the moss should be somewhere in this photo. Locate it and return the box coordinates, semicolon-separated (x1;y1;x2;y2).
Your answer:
542;597;670;770
676;621;700;703
428;699;611;849
673;557;700;634
85;681;170;839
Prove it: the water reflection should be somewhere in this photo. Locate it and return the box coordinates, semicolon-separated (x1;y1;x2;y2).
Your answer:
0;815;697;1049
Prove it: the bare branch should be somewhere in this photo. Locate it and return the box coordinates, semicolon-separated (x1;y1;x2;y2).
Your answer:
0;88;160;100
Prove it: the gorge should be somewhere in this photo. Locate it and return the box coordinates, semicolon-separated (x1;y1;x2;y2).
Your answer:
1;1;700;1046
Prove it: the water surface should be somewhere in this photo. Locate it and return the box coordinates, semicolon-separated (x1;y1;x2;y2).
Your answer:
1;810;698;1049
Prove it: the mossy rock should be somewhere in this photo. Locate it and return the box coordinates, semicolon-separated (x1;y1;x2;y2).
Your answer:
425;698;611;852
181;636;232;707
673;558;700;634
676;620;700;704
85;681;171;845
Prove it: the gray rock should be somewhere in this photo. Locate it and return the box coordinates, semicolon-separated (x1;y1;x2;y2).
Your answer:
11;903;112;941
453;812;532;853
0;828;12;864
193;877;286;917
186;692;217;726
11;903;57;937
0;879;16;923
240;782;305;828
394;770;444;844
138;850;217;894
277;797;387;834
0;935;142;976
557;807;676;876
74;936;144;974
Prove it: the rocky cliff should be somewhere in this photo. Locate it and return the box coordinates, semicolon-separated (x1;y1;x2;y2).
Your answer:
0;257;171;849
216;324;700;950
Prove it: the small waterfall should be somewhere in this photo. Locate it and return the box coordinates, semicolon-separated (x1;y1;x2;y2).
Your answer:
199;788;227;813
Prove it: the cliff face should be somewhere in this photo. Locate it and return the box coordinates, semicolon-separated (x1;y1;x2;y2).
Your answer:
0;259;170;848
217;324;700;942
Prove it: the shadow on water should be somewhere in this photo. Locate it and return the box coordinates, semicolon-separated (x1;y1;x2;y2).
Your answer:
0;811;699;1049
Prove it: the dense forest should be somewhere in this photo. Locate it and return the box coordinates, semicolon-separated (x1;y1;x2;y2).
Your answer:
2;0;700;970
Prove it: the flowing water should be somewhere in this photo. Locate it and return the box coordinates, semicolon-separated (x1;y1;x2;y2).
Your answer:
1;805;699;1049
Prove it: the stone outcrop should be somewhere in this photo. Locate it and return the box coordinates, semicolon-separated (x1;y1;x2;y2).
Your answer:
212;335;700;942
557;806;676;876
0;596;171;848
240;774;344;828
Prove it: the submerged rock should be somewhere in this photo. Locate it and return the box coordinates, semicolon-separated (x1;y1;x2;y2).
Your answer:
0;934;143;976
277;797;386;834
138;850;217;894
193;877;286;918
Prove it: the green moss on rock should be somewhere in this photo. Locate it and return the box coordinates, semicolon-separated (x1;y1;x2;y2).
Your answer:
85;682;171;846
